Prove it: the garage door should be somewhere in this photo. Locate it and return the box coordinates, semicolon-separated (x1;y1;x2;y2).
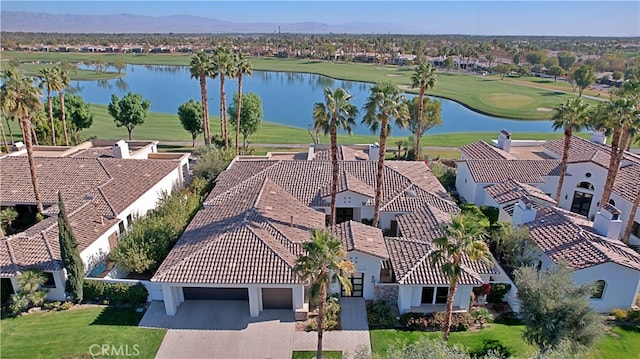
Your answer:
262;288;293;309
183;287;249;301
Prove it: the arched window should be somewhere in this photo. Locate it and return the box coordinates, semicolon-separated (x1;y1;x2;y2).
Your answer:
609;199;616;206
591;280;606;299
577;182;594;190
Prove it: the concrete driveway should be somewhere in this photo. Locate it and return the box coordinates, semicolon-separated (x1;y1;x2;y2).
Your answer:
140;298;371;359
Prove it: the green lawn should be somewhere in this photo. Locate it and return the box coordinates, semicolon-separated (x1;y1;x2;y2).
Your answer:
370;323;640;359
3;52;600;120
292;350;342;359
0;306;166;359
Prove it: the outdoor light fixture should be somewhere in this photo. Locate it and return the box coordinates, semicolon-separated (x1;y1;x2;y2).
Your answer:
371;275;375;284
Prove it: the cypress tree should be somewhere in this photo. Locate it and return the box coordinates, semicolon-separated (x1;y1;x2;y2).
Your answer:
57;192;84;303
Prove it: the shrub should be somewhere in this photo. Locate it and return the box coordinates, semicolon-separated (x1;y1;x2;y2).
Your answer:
82;281;148;305
399;312;431;330
366;299;397;328
494;311;522;325
611;308;628;321
308;295;340;331
432;311;475;332
487;283;511;303
626;309;640;323
471;307;493;328
44;301;62;310
470;339;512;359
59;301;74;310
430;162;456;189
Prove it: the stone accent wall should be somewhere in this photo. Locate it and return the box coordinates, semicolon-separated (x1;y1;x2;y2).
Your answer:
373;283;399;304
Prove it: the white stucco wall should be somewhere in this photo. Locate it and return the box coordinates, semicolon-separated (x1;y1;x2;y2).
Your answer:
80;225;121;274
610;192;640;246
379;212;403;234
397;285;474;313
454;163;478;203
117;166;182;222
574;262;640;312
556;163;607;220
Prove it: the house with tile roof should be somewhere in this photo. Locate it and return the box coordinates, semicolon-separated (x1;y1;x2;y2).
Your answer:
0;140;189;301
515;201;640;312
152;158;506;317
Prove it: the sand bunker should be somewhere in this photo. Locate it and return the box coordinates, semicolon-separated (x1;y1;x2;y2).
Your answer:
537;107;553;112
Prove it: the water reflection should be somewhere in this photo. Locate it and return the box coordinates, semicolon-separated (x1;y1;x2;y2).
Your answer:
115;78;129;92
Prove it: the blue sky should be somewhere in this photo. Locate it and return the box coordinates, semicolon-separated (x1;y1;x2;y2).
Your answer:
2;1;639;36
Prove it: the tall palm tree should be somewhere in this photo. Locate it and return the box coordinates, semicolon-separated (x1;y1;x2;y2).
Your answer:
430;213;492;342
212;47;234;150
313;87;358;226
233;54;253;155
190;51;213;147
551;97;591;204
38;67;60;145
1;67;45;214
622;190;640;244
411;62;437;160
54;66;71;146
362;82;410;227
293;229;355;359
0;117;9;153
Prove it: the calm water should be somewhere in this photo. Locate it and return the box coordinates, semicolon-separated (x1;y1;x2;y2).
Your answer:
71;64;554;136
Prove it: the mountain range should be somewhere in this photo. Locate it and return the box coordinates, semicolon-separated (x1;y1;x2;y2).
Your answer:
0;11;421;34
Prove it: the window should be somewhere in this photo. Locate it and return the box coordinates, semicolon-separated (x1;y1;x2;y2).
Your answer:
591;280;606;299
126;214;133;227
577;182;594;190
632;222;640;239
118;221;125;235
42;272;56;288
435;287;449;304
585;172;592;178
608;199;615;206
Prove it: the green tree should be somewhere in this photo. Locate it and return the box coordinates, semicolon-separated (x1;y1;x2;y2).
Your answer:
429;213;492;342
190;51;214;147
57;192;84;303
178;99;204;147
228;92;263;151
232;53;253;155
557;51;576;71
526;51;546;65
362;81;409;227
406;96;442;143
411;62;437;160
495;63;512;80
514;265;603;357
38;67;61;145
293;229;355;359
551;98;591;203
112;60;127;74
548;65;564;82
0;208;18;235
0;67;45;214
443;56;454;71
212;47;235;150
491;223;537;269
312;87;358;226
612;71;624;81
52;94;93;145
573;65;596;97
10;269;47;314
107;92;151;140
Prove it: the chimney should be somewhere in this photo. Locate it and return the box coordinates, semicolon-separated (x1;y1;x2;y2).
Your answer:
497;130;512;152
368;142;380;161
112;140;129;159
590;130;607;145
593;204;622;239
513;196;537;225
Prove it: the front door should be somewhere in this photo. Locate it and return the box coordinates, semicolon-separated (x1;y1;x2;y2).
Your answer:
336;208;354;224
571;191;593;216
342;273;363;297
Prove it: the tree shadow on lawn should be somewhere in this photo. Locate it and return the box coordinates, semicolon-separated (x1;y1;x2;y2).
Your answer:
90;306;144;326
540;91;565;96
616;324;640;333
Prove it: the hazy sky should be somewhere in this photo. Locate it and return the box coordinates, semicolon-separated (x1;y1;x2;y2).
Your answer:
2;1;639;36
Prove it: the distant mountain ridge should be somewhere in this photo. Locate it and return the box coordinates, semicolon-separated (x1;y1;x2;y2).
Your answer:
0;11;421;34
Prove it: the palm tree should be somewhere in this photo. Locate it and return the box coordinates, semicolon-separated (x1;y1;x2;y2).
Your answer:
293;229;355;359
190;51;213;147
362;82;410;227
411;62;437;160
233;54;253;155
551;98;591;204
313;87;358;226
622;190;640;244
38;67;60;145
1;67;45;214
212;47;235;150
54;66;71;146
0;115;10;153
430;213;492;342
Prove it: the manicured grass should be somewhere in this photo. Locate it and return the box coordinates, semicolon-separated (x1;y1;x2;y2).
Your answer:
494;75;609;99
292;350;342;359
3;52;599;120
370;324;640;359
0;306;166;359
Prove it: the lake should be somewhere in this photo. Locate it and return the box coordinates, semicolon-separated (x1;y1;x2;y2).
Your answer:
71;64;554;136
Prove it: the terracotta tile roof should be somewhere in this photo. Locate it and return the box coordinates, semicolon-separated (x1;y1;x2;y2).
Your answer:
523;207;640;271
461;159;561;183
395;204;454;242
543;136;640;168
332;220;388;259
484;179;557;205
314;146;369;161
320;171;375;198
383;237;486;285
460;141;517;160
382;185;459;213
613;163;640;203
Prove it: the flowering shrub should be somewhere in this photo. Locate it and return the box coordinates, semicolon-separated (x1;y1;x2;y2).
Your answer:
399;311;474;332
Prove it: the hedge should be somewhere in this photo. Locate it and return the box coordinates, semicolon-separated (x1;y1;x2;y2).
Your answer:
83;280;148;305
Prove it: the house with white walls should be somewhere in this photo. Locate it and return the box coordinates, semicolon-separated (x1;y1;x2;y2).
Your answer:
514;200;640;312
0;140;188;301
152;157;506;317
